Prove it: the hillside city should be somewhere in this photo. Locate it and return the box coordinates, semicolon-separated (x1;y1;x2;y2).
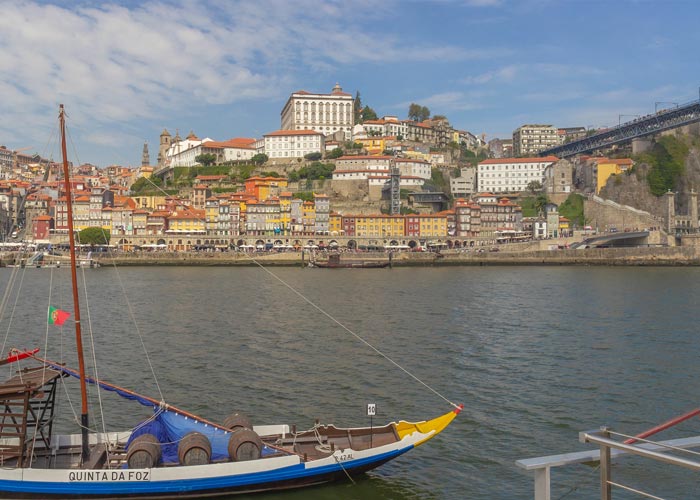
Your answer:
0;83;654;251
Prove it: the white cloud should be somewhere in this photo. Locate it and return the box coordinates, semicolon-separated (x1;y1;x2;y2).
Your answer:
0;0;506;162
461;63;604;86
464;0;503;6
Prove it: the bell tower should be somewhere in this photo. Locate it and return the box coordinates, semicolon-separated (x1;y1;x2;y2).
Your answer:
141;141;150;167
158;129;171;167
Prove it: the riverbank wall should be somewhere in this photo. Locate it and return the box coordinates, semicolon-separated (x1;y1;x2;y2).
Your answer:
38;246;700;267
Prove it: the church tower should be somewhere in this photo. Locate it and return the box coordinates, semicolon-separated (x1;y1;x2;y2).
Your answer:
141;141;150;167
158;129;172;167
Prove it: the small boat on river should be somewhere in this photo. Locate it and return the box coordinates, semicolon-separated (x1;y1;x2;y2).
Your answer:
0;105;461;497
310;253;390;269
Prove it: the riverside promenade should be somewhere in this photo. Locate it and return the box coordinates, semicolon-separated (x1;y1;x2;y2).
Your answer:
51;246;700;267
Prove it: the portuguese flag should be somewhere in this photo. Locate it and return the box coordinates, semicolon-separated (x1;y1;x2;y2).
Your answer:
48;306;70;326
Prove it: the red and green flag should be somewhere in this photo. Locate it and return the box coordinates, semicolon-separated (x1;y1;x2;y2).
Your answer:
48;306;70;326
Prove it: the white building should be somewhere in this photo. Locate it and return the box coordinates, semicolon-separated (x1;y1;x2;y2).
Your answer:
450;167;476;197
280;83;354;140
512;124;559;156
263;130;325;159
477;156;558;193
395;158;431;180
201;138;257;162
164;131;213;167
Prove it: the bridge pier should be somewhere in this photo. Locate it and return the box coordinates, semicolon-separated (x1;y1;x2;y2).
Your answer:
631;137;653;154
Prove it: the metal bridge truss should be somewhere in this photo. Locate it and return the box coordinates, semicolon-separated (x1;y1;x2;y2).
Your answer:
541;99;700;158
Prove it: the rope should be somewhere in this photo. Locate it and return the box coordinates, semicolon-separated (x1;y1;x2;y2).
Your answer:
333;454;356;485
253;261;459;408
103;253;165;403
80;262;112;459
138;175;459;410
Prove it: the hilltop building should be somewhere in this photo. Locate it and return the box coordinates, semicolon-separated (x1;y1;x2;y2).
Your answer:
477;156;559;194
513;124;559;156
263;130;325;159
280;83;354;141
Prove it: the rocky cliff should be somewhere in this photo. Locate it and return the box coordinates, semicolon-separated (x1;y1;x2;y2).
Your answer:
599;140;700;218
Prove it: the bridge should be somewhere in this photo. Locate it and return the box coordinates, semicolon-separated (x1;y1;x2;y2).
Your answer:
540;99;700;158
570;230;650;249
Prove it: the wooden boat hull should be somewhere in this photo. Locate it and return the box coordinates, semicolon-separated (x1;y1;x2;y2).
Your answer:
312;262;390;268
0;408;460;498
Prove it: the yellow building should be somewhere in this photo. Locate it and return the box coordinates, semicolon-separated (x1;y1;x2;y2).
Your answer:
354;137;386;155
167;209;206;234
132;195;166;210
279;192;293;234
205;197;219;234
418;214;448;237
353;214;404;238
302;201;316;233
73;195;90;231
595;158;634;194
132;210;149;235
329;212;342;235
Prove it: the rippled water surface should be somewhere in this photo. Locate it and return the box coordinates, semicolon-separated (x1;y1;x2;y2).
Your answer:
1;265;699;499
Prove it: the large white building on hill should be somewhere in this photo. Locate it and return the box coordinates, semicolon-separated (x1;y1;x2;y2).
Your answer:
263;130;325;159
477;156;558;193
280;83;354;140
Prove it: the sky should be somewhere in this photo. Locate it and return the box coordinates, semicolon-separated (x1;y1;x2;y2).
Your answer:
1;0;699;167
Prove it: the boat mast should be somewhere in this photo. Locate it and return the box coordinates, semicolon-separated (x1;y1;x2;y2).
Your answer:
59;104;90;462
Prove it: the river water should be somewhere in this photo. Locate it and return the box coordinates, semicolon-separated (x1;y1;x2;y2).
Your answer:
1;265;699;499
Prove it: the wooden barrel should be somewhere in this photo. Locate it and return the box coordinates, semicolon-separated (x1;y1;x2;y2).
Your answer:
222;412;252;432
178;432;211;466
126;433;161;469
228;428;263;462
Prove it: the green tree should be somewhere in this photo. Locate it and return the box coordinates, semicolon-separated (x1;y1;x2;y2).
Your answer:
361;106;378;122
288;170;300;182
408;103;430;122
304;152;322;161
251;153;269;166
78;227;110;245
641;135;689;196
195;153;217;166
354;91;362;123
534;194;549;215
526;180;543;194
130;175;162;194
558;193;585;227
327;147;344;159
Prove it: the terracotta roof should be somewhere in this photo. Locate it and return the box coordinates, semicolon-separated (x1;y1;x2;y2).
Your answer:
337;155;392;161
196;175;227;181
264;129;323;137
202;138;256;149
479;156;559;164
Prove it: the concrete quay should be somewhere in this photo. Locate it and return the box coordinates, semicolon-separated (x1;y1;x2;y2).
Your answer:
54;246;700;267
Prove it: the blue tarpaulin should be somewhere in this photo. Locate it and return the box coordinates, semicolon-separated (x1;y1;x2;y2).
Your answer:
46;361;281;465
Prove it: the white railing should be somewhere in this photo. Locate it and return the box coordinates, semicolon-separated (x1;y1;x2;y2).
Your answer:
516;431;700;500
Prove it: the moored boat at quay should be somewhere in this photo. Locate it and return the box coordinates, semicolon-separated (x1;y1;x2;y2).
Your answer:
0;105;461;498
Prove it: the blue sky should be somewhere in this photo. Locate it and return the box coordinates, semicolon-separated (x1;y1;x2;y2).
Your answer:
1;0;699;167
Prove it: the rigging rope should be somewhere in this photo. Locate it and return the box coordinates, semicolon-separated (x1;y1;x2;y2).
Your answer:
138;175;460;410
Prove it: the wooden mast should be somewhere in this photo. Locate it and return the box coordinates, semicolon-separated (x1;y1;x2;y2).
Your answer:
58;104;90;462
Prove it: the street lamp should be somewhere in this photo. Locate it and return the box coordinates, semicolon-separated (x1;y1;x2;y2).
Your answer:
618;114;641;127
655;101;678;113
